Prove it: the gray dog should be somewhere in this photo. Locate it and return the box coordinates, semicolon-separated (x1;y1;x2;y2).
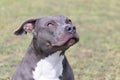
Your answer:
12;14;79;80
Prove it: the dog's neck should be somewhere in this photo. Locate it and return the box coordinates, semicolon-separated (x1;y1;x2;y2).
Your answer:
32;51;64;80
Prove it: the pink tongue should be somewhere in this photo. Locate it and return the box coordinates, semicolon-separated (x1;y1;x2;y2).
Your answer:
68;39;75;46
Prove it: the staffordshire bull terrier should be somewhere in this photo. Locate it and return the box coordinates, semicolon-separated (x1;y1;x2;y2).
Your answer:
12;14;79;80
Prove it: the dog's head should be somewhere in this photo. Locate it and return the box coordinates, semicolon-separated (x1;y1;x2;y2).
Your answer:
15;15;79;53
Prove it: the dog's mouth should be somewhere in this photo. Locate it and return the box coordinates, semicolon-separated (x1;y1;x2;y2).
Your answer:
51;34;79;47
64;37;79;46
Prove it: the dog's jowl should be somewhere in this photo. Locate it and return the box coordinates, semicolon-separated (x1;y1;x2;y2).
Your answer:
12;14;79;80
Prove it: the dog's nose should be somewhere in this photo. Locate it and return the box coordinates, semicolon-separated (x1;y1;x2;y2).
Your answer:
65;25;76;34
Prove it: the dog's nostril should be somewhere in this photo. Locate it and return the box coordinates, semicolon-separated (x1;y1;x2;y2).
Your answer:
67;27;72;31
73;26;76;30
65;26;72;32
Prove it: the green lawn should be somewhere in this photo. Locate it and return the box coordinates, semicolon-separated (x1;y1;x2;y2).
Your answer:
0;0;120;80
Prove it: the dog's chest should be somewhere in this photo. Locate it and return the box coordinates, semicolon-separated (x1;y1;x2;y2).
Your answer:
32;51;64;80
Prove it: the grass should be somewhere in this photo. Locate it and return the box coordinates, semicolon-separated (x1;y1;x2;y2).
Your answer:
0;0;120;80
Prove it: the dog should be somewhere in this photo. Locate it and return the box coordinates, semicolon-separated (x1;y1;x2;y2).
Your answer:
12;14;79;80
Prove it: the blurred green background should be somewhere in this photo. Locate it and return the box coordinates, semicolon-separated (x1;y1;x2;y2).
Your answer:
0;0;120;80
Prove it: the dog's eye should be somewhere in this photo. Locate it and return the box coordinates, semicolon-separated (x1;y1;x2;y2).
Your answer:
47;20;57;27
47;23;54;27
68;19;71;22
66;19;72;24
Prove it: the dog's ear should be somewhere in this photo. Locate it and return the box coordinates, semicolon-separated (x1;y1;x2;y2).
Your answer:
14;19;37;35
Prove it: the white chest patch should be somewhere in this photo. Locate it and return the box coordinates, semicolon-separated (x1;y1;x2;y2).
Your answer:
32;51;64;80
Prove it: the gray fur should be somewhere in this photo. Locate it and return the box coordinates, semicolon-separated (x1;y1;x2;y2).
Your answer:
12;14;79;80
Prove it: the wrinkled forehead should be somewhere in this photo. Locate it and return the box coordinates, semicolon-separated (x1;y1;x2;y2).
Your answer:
38;15;68;25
